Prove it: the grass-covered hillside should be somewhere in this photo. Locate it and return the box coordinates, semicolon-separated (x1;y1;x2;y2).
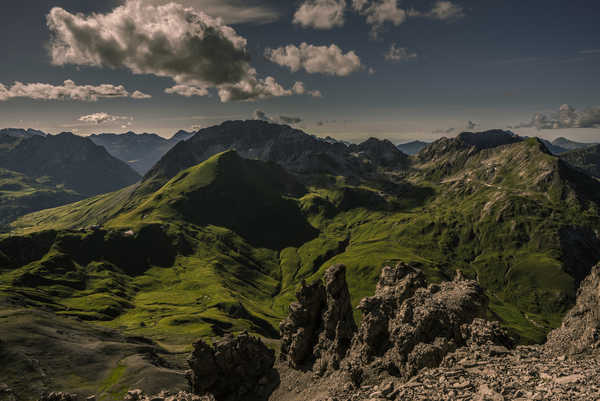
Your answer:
2;125;600;395
0;132;142;228
0;168;82;227
0;132;140;197
561;144;600;178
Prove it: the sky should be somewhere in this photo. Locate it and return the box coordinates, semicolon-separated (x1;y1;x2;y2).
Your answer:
0;0;599;143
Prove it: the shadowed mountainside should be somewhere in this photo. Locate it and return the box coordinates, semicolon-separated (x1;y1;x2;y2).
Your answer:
0;133;140;197
89;131;194;175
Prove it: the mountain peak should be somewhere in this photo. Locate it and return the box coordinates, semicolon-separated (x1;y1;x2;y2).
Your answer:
123;150;316;249
456;129;522;149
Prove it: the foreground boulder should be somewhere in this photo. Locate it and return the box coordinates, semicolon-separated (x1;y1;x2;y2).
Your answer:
280;264;356;371
545;263;600;355
187;333;277;401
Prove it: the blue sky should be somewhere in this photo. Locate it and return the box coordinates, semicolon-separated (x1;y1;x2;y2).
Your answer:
0;0;599;143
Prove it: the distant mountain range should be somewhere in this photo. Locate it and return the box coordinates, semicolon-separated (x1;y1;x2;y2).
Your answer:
0;131;140;226
397;136;597;157
0;128;47;138
89;130;195;175
397;140;430;155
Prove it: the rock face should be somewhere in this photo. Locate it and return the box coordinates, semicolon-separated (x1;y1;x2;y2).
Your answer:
187;333;276;401
349;138;409;168
280;263;513;386
545;263;600;355
280;264;356;371
352;263;427;362
348;264;499;379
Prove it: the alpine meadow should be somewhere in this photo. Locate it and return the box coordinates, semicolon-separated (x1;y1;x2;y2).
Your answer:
1;1;600;400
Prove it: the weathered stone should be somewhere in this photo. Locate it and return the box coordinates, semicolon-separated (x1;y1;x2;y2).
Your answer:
349;265;491;378
38;393;79;401
187;333;276;401
545;264;600;355
280;264;356;371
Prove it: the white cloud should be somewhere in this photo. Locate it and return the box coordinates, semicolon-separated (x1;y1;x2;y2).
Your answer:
131;90;152;99
354;0;407;37
353;0;464;36
165;85;210;97
292;81;322;97
252;110;302;125
143;0;280;25
218;74;319;102
265;43;362;76
253;109;271;121
47;1;248;87
293;0;346;30
47;0;296;102
466;120;479;130
0;80;150;102
384;44;417;62
78;112;133;125
513;104;600;130
352;0;369;10
408;1;465;20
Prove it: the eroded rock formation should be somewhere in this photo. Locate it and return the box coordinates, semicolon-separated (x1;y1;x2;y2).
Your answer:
280;263;514;387
545;263;600;355
347;264;508;380
279;264;356;371
187;333;277;401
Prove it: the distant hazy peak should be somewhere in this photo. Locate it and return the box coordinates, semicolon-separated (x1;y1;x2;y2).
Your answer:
0;128;47;137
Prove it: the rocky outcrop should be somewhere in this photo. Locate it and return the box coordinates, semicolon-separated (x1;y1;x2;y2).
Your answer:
316;265;358;371
352;263;426;361
348;265;497;379
187;333;277;401
545;264;600;355
280;265;356;371
124;389;214;401
280;263;512;386
38;393;79;401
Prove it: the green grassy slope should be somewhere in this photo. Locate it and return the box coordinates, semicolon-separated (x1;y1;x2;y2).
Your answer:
4;138;600;359
561;144;600;178
0;168;83;228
